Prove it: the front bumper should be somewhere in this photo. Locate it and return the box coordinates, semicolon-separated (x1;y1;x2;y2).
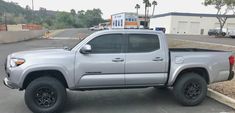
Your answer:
3;77;18;89
228;71;234;80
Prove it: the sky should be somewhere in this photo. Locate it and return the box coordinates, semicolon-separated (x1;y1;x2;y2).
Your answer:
5;0;217;19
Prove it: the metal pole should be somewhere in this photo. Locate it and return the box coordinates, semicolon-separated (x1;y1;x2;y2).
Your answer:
31;0;35;24
32;0;34;11
4;12;7;31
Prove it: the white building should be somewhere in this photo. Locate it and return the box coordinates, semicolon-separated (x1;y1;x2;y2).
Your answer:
150;12;235;35
111;12;138;29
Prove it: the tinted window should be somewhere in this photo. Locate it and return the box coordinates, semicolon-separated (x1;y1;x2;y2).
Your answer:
88;34;123;53
128;34;160;53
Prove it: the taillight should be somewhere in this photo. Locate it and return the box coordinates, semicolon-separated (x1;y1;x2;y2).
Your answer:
229;55;235;65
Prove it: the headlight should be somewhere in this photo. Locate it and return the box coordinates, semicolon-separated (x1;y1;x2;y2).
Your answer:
10;58;25;67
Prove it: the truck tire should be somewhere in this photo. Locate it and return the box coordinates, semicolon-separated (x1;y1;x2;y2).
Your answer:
173;73;207;106
222;32;226;36
25;77;67;113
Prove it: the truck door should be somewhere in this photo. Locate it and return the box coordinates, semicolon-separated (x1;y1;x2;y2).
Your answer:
76;34;125;87
125;34;168;85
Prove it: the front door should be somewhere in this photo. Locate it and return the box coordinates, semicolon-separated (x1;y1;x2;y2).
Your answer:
75;34;125;88
125;34;168;85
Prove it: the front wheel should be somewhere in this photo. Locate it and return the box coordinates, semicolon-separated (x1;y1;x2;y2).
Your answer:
173;73;207;106
222;32;226;36
25;77;67;113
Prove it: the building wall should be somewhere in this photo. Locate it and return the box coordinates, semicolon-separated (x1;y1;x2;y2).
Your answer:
150;15;235;35
124;14;138;29
111;13;125;29
150;16;172;34
0;24;43;32
0;25;7;31
111;13;138;29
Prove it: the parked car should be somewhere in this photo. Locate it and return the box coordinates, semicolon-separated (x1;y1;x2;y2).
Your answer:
155;27;166;33
208;28;226;36
227;29;235;38
89;26;101;31
4;30;234;113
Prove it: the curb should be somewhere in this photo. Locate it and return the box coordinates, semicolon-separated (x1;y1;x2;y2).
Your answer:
207;88;235;109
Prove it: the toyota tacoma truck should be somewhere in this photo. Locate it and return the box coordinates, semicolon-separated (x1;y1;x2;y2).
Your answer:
3;30;234;113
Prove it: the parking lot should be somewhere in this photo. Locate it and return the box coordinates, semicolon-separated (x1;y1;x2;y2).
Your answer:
167;34;235;46
0;28;234;113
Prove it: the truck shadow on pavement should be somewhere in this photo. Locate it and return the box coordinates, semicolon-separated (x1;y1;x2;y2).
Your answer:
63;88;178;113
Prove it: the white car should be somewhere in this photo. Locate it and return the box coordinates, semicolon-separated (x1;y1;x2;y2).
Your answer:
89;26;101;31
227;29;235;38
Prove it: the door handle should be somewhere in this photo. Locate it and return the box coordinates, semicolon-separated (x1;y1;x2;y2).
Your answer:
153;57;164;61
112;58;124;62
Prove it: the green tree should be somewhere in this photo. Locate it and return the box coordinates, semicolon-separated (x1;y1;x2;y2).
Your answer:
37;7;47;23
25;5;33;23
204;0;235;36
70;9;76;16
55;12;74;29
77;10;86;27
0;0;105;29
84;8;104;27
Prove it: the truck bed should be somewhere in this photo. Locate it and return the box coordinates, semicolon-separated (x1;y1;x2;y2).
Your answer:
168;48;233;85
169;48;226;52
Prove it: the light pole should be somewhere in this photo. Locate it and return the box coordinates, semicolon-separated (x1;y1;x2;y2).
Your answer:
31;0;35;23
4;12;7;31
32;0;34;11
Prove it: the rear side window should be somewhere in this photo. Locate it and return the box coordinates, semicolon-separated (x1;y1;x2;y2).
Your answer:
88;34;124;54
128;34;160;53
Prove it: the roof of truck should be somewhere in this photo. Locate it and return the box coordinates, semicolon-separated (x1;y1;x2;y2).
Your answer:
95;29;163;34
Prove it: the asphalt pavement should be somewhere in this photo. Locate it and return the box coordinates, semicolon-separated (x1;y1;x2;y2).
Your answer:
53;28;94;39
0;29;234;113
167;34;235;46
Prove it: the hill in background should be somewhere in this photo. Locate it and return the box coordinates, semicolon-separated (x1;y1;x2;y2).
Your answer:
0;0;105;29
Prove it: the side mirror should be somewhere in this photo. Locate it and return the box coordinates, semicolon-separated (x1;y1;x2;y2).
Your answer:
80;44;92;54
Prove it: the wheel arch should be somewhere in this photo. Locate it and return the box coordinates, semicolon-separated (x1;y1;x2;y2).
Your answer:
171;67;210;86
22;70;69;89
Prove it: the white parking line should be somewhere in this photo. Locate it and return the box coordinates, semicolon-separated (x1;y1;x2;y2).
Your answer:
172;38;235;48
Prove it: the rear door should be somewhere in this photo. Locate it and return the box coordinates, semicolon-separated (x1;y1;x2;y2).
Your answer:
125;34;168;85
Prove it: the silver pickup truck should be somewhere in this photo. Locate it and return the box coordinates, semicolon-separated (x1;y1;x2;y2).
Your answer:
3;30;234;113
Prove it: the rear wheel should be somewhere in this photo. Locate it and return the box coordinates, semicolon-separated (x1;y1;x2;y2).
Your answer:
173;73;207;106
25;77;67;113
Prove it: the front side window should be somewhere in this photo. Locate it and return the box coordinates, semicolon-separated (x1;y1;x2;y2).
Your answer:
88;34;124;54
128;34;160;53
